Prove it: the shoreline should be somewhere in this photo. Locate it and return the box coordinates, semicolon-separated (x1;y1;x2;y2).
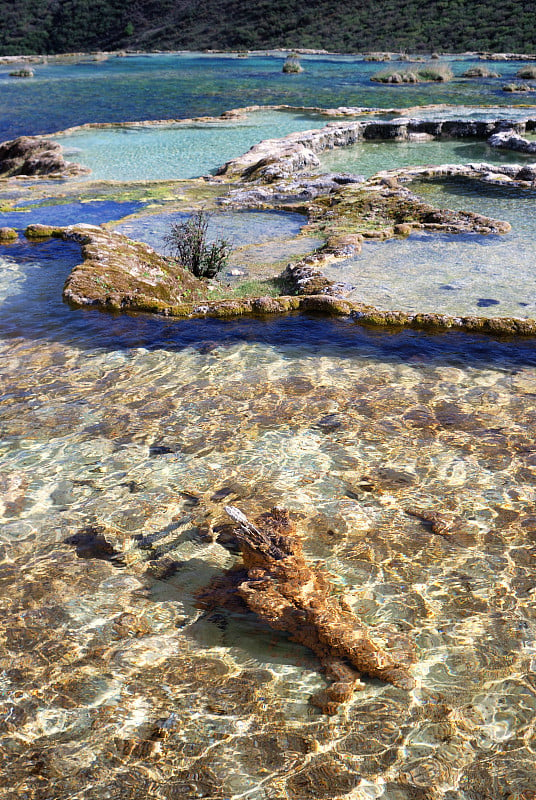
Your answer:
2;49;536;63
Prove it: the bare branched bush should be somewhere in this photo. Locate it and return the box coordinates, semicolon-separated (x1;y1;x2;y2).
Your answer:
164;211;231;279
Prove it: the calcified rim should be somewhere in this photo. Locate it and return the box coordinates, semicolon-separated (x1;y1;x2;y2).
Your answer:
23;223;533;338
45;102;536;138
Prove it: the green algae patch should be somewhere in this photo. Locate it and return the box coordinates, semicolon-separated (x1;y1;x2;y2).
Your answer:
309;184;511;240
350;306;536;336
210;276;287;300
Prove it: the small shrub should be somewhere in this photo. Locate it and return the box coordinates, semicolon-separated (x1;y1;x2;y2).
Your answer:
164;211;231;279
516;65;536;79
417;63;454;81
283;53;303;73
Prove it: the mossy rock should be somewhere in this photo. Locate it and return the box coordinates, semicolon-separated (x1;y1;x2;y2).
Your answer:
9;68;34;78
0;226;18;241
282;55;303;73
516;66;536;79
60;225;211;311
25;223;64;239
503;83;534;92
371;63;453;83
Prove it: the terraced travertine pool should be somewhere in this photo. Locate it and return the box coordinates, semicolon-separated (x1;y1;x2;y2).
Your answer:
318;136;536;177
54;110;335;181
322;178;536;318
1;52;536;800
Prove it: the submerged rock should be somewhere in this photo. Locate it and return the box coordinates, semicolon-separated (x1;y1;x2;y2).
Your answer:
198;505;414;714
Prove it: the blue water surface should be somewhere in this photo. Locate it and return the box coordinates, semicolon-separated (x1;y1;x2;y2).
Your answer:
0;199;145;229
1;53;535;141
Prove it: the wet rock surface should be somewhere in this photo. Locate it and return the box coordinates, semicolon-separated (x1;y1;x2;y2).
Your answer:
0;136;89;178
488;128;536;154
216;116;536;182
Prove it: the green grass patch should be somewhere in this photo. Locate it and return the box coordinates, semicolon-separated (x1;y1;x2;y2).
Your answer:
209;275;288;300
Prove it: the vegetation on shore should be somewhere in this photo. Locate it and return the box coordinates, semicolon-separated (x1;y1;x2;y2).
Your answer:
1;0;536;56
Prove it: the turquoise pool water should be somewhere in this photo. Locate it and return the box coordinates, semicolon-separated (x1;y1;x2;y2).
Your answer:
1;52;536;141
55;111;335;180
319;136;536;177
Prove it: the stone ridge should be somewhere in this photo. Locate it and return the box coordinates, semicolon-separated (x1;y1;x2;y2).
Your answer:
216;117;536;182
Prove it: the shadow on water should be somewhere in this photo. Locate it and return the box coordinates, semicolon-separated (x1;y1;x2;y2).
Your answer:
2;237;536;372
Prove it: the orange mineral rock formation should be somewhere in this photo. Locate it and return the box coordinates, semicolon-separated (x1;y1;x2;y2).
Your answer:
199;505;414;713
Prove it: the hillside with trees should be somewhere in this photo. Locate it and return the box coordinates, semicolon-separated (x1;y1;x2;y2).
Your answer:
1;0;535;55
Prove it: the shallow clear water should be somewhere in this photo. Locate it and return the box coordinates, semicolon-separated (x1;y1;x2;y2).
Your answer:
2;238;536;799
114;209;322;278
55;111;335;181
1;53;536;141
3;51;536;800
55;119;536;183
319;137;536;177
324;179;536;318
115;209;306;249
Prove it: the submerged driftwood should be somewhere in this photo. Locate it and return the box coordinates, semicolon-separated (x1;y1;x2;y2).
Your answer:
199;505;414;713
